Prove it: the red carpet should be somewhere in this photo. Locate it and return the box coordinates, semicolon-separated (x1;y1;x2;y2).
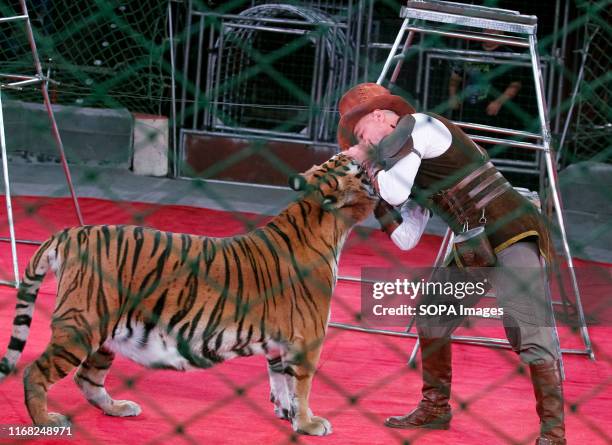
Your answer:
0;196;610;445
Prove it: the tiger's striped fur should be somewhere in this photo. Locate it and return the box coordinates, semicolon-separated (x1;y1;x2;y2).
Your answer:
0;154;376;435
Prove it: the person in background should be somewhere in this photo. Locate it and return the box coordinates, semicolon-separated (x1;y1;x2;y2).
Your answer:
448;32;522;126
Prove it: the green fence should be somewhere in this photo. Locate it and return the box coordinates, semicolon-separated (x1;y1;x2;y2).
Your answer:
0;1;610;444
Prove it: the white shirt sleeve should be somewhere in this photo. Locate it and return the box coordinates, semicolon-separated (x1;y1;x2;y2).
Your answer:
377;152;422;206
390;201;431;251
375;113;451;206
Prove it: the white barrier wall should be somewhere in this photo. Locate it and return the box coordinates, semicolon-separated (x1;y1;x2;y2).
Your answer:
132;114;168;177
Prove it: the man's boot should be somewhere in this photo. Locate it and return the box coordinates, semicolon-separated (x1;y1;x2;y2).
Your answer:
384;337;452;429
530;360;566;445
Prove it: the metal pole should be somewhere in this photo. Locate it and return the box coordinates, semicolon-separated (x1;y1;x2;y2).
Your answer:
557;27;598;164
19;0;83;226
389;30;415;86
328;323;591;357
0;91;20;287
554;0;570;133
408;338;419;367
353;0;364;83
528;34;594;360
363;0;374;82
168;0;178;177
423;53;431;109
180;0;193;126
192;16;205;130
546;0;560;129
405;26;530;48
376;18;409;85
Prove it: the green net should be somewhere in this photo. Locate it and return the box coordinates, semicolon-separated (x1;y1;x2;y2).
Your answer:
0;0;170;113
0;1;610;444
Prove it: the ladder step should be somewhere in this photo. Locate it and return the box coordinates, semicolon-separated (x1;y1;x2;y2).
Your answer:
0;14;28;24
454;121;542;140
1;77;43;89
404;25;530;48
468;134;547;151
403;1;537;33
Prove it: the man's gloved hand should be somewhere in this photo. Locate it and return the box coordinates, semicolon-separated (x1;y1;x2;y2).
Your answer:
374;199;403;236
376;114;417;170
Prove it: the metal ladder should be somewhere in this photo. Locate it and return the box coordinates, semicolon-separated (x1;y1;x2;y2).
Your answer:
331;0;594;365
0;0;83;288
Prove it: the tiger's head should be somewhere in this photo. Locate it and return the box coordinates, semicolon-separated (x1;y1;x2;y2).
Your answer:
288;153;378;225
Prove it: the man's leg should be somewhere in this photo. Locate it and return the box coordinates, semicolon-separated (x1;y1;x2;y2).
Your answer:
385;268;470;430
491;242;566;445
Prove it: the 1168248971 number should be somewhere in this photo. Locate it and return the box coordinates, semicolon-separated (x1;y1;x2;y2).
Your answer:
0;425;73;438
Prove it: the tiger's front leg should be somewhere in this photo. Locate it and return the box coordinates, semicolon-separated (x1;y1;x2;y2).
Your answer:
266;354;294;421
285;340;332;436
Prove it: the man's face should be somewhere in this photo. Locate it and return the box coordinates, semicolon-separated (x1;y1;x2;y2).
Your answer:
353;109;400;146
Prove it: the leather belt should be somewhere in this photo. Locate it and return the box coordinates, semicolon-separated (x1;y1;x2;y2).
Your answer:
432;161;511;232
448;161;494;194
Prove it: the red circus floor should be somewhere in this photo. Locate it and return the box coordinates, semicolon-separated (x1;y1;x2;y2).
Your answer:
0;196;610;445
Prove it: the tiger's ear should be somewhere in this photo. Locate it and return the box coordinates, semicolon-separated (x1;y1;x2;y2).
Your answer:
288;174;307;191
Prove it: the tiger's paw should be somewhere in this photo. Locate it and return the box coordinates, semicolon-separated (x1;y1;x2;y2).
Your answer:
103;400;142;417
44;412;71;427
294;416;332;436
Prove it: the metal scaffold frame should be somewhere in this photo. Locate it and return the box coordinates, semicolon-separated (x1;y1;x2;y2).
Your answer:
329;0;594;363
0;0;83;288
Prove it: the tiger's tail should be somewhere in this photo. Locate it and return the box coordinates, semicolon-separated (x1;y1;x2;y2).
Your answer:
0;235;59;382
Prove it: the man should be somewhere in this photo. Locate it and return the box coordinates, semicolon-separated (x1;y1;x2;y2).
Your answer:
337;83;566;445
448;31;522;125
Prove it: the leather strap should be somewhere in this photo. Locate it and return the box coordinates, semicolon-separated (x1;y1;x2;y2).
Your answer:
448;161;495;194
448;170;504;211
431;162;512;232
374;200;402;236
467;171;503;199
475;181;512;209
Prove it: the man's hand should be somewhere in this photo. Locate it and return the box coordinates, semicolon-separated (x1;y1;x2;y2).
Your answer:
448;95;460;111
343;142;372;164
486;99;503;116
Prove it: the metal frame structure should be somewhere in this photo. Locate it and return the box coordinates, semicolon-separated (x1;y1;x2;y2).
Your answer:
175;0;373;170
557;25;599;164
330;0;594;362
419;49;558;176
0;0;83;288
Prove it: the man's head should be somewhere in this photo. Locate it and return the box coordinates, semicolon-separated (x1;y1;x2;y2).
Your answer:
354;109;400;146
482;29;504;51
337;83;415;150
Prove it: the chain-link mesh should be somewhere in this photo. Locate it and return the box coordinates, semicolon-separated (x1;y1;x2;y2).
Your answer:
0;1;610;444
563;1;611;164
0;0;170;113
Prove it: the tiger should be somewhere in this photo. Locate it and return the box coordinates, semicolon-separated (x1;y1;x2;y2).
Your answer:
0;153;377;436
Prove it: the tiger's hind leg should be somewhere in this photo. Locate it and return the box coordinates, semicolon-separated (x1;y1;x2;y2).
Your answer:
74;346;141;417
266;353;294;421
23;328;91;426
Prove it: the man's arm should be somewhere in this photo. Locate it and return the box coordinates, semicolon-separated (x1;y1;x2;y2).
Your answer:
487;81;522;116
366;113;451;206
373;199;430;251
448;71;462;111
390;200;431;251
377;152;422;206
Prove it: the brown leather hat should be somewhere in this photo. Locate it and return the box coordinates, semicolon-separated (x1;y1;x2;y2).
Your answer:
337;82;416;150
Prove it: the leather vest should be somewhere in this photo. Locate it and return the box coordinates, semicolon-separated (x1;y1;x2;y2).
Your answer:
413;113;553;261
